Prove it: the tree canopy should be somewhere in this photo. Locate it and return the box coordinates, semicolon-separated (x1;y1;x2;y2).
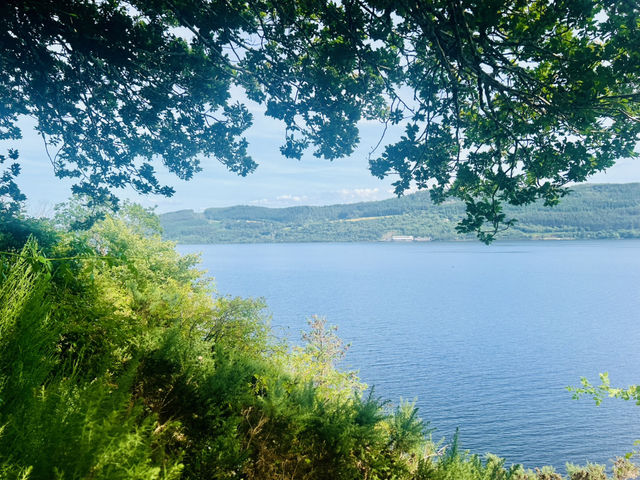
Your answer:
1;0;639;240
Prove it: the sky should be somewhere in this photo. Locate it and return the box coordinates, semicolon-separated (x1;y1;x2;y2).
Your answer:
8;101;640;217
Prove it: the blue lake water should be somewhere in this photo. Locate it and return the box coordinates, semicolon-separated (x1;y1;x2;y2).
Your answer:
178;240;640;471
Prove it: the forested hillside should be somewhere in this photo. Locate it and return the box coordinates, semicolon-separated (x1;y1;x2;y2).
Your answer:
160;184;640;243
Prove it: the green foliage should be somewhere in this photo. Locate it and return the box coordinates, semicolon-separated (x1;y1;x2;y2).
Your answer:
533;466;564;480
0;238;53;415
570;373;640;407
0;211;434;479
613;457;640;480
160;183;640;244
206;296;272;357
3;1;640;238
566;463;607;480
414;434;528;480
284;315;365;400
0;238;183;479
0;216;60;256
569;373;640;462
0;148;24;218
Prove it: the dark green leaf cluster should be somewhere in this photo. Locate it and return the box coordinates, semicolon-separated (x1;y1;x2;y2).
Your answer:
0;149;24;219
1;0;255;205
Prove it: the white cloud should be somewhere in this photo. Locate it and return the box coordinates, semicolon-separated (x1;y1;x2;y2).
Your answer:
276;194;309;203
248;198;270;206
338;187;391;203
246;194;311;207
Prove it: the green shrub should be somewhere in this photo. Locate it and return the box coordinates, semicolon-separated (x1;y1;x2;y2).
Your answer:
566;463;607;480
613;457;640;480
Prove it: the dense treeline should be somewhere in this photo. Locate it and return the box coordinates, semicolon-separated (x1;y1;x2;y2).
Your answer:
160;184;640;244
2;208;638;479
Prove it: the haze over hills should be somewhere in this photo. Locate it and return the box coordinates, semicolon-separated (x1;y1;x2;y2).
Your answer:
160;183;640;243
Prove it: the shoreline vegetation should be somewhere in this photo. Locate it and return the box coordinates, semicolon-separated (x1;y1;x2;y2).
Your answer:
0;207;638;479
160;183;640;245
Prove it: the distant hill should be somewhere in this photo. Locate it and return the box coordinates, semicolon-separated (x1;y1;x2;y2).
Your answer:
160;183;640;243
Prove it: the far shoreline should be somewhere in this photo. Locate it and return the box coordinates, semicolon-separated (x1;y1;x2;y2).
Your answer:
172;237;640;246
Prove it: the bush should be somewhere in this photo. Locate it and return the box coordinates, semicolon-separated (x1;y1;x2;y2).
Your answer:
0;213;431;479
